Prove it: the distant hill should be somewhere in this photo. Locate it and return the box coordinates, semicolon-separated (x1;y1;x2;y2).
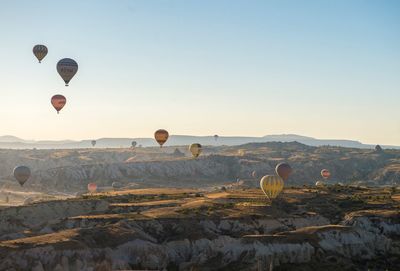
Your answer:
0;134;398;149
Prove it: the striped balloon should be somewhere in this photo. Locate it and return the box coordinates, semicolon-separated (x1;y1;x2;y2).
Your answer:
260;175;284;200
33;45;48;63
51;94;66;114
57;58;78;86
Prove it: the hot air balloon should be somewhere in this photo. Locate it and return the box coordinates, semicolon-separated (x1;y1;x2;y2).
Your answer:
112;181;122;190
189;143;202;158
260;175;284;201
13;166;31;186
33;45;48;63
275;163;292;181
131;141;137;148
315;181;324;187
57;58;78;86
251;170;258;178
87;183;97;193
214;135;219;141
321;169;331;179
91;140;96;147
51;95;66;114
154;129;169;147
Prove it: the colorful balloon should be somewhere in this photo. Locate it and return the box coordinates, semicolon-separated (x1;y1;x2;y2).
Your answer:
321;169;331;179
33;45;48;63
154;129;169;147
275;163;292;181
51;95;66;114
87;183;97;193
260;175;284;200
91;140;96;147
13;166;31;186
189;143;202;158
57;58;78;86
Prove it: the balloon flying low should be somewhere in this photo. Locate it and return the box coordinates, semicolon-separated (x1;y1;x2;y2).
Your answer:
154;129;169;147
131;141;137;148
87;183;97;193
33;45;48;63
13;166;31;186
275;162;292;181
321;169;331;179
251;170;258;178
57;58;78;86
91;140;96;147
51;95;66;114
260;175;284;201
189;143;202;158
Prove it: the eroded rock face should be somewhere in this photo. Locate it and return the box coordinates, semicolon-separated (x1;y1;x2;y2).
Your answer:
0;212;399;270
0;199;108;236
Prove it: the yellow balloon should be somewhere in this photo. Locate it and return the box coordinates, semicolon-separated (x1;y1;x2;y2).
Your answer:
189;143;202;158
260;175;284;200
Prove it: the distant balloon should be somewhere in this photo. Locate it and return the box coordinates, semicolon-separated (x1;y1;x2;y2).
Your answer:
51;95;66;114
321;169;331;179
315;180;325;187
33;45;48;63
57;58;78;86
87;183;97;193
112;181;122;190
251;170;258;178
260;175;284;200
131;141;137;148
13;166;31;186
189;143;202;158
275;163;292;181
154;129;169;147
214;135;219;141
91;140;96;147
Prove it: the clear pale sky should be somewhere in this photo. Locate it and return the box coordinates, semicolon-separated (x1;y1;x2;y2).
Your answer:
0;0;399;145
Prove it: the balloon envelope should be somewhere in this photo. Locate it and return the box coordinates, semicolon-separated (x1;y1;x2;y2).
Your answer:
321;169;331;179
87;183;97;193
315;181;325;187
51;95;66;113
189;143;202;158
260;175;284;200
154;129;169;147
91;140;96;147
57;58;78;86
131;141;137;148
275;163;292;181
214;135;219;141
33;45;48;63
13;166;31;186
251;170;258;178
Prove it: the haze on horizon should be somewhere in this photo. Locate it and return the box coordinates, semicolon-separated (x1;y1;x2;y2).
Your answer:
0;0;399;145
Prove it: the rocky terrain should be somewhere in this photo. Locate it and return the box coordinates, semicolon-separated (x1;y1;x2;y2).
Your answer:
0;186;399;270
0;142;399;194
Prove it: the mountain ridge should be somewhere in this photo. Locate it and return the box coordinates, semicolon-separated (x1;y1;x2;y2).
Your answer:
0;134;397;149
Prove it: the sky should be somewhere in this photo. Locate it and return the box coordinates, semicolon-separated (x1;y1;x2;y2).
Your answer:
0;0;399;145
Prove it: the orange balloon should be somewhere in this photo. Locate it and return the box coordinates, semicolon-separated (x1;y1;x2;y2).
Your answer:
321;169;331;179
275;162;292;181
154;129;169;147
51;95;66;114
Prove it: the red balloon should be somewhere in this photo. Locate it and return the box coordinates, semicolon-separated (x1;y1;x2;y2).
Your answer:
51;95;66;114
321;169;331;179
154;129;169;147
275;163;292;181
87;183;97;193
